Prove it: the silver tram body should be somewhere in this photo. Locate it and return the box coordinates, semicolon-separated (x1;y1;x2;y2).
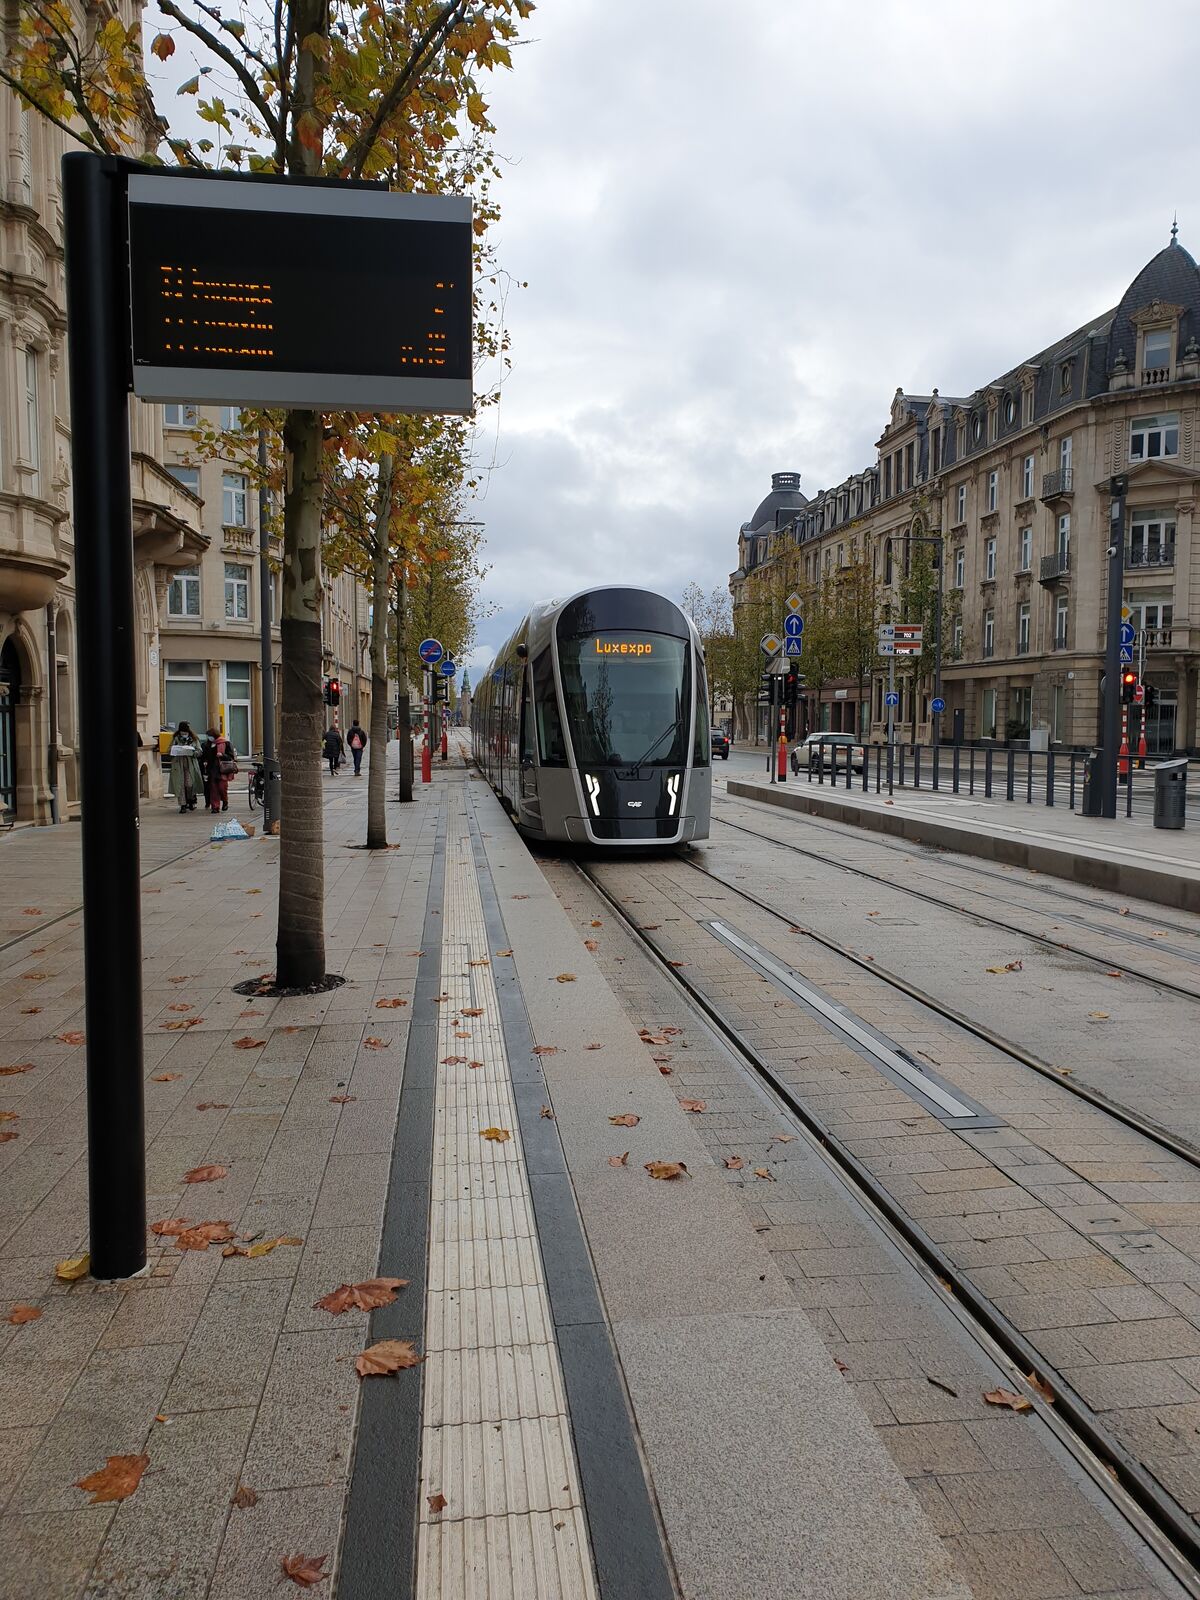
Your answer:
472;586;712;846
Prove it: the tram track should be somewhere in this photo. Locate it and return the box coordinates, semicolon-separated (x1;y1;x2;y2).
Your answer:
573;854;1200;1597
710;799;1200;1000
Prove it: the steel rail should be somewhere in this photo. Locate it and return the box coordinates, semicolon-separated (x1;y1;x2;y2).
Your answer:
575;858;1200;1597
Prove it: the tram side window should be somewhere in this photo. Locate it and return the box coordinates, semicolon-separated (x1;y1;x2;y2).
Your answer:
693;663;710;766
532;649;567;765
520;669;535;764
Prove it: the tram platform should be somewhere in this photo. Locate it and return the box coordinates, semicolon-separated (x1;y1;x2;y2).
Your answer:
0;743;970;1600
726;767;1200;913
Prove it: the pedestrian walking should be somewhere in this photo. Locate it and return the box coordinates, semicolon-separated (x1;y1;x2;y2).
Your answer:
346;719;368;776
168;722;203;812
203;729;238;813
323;725;344;775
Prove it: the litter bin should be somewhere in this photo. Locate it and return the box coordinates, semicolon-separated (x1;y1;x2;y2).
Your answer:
1154;757;1188;829
1081;748;1104;817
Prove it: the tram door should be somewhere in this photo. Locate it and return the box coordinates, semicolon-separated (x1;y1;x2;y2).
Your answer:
518;666;540;825
0;638;18;820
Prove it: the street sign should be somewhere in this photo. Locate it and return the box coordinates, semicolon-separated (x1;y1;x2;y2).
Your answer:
1119;644;1134;664
893;622;923;657
126;168;473;412
1119;621;1136;646
784;637;803;658
878;623;895;641
931;696;946;714
760;633;782;656
785;592;803;614
419;637;443;665
439;658;456;677
784;614;803;638
885;691;900;708
1134;683;1145;704
878;642;896;656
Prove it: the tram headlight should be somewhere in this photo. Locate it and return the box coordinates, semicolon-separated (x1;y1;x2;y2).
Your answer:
667;773;681;817
584;773;601;816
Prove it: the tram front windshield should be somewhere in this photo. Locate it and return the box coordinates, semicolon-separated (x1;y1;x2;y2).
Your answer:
558;630;689;768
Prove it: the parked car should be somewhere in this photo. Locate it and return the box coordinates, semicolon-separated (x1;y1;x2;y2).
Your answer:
792;732;865;775
710;728;731;760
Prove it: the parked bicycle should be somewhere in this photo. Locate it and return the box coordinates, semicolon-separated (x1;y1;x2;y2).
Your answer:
247;756;268;810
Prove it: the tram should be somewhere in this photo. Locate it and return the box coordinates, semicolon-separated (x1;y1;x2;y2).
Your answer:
472;585;712;846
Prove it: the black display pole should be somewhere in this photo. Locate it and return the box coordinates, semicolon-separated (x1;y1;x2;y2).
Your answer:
1098;476;1127;820
63;152;147;1280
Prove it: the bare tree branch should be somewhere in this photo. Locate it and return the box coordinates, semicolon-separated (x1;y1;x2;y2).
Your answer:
158;0;281;145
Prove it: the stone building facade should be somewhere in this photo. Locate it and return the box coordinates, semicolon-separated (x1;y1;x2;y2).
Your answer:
731;234;1200;755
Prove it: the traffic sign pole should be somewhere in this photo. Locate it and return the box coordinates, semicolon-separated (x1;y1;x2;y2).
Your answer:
1098;478;1127;818
887;652;895;795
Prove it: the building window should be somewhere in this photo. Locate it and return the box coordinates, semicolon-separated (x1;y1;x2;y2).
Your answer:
952;615;963;654
981;686;997;738
984;537;996;580
1059;435;1072;472
987;469;998;512
836;542;844;567
168;567;201;618
1019;527;1032;571
1052;683;1066;741
224;562;250;619
1057;513;1071;559
983;610;994;658
222;472;248;526
23;349;39;484
1022;454;1034;499
1017;602;1030;655
954;547;964;588
1129;413;1179;460
1054;595;1068;649
955;484;966;524
164;659;207;732
972;413;983;444
1011;686;1031;737
1003;393;1015;427
1024;388;1035;425
222;662;252;756
1060;361;1072;395
905;441;914;488
168;465;201;497
1143;329;1172;373
932;428;942;473
163;404;198;428
1129;510;1176;567
884;539;893;585
219;406;244;431
883;457;892;500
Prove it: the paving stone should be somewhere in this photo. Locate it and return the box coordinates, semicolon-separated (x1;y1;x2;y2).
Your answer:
1060;1360;1200;1412
881;1421;990;1477
945;1530;1080;1600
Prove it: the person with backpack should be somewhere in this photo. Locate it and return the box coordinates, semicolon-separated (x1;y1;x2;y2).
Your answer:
346;720;368;776
203;728;238;813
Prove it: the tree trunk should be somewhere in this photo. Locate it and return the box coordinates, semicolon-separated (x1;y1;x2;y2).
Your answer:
365;455;394;848
395;553;414;801
276;407;327;987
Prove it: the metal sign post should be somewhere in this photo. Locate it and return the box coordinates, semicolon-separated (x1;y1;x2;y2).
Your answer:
1098;478;1127;818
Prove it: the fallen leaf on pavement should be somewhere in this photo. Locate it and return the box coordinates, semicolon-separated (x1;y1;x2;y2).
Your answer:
584;940;598;952
468;959;490;968
641;924;660;931
55;1253;90;1280
667;960;687;969
468;1061;484;1069
315;1278;409;1315
167;1003;192;1013
237;1009;262;1019
1054;1067;1073;1077
679;1099;706;1113
440;1056;468;1066
461;1008;484;1017
0;1064;34;1075
540;1105;555;1119
555;973;576;983
1118;907;1130;916
329;1094;356;1104
280;1553;328;1587
585;1043;604;1050
233;1036;265;1049
532;1045;558;1056
150;1073;182;1083
754;1167;775;1181
985;961;1023;973
183;1165;228;1184
375;998;408;1009
55;1031;85;1045
608;1152;630;1167
983;1387;1032;1412
161;1018;202;1031
20;907;40;915
75;1454;149;1504
658;1064;672;1075
0;1111;18;1124
427;1492;448;1513
356;1339;424;1377
403;951;424;958
231;1484;257;1509
481;1127;511;1143
772;1133;796;1144
1088;1012;1110;1021
150;1218;191;1236
511;894;529;900
495;949;513;957
167;975;189;983
177;1222;236;1251
196;1102;230;1111
222;1235;303;1259
723;1156;744;1170
1106;970;1123;978
23;973;49;982
609;1113;640;1127
0;1131;17;1143
18;1007;41;1015
363;1037;390;1050
6;1304;41;1324
1026;1371;1055;1403
644;1161;688;1180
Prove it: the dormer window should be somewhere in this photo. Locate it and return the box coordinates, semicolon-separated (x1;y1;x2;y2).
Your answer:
971;413;983;445
1060;361;1073;395
1142;328;1173;385
1023;388;1035;424
1003;394;1015;427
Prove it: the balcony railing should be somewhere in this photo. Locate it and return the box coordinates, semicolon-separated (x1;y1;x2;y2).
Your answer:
1127;543;1175;568
1053;631;1068;651
1144;627;1173;648
1016;638;1030;656
1040;549;1070;582
1142;365;1171;386
982;641;995;659
1040;467;1074;500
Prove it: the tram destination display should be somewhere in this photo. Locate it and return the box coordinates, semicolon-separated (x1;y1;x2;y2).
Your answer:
127;171;472;412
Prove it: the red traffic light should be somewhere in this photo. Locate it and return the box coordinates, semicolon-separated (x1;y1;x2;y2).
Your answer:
329;678;341;704
1121;670;1137;685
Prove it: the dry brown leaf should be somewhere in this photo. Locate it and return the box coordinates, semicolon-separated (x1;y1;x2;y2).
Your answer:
237;1009;262;1019
363;1037;390;1050
609;1113;640;1127
223;1235;303;1259
403;950;424;957
167;1003;193;1013
175;1221;235;1251
585;1043;604;1050
315;1277;409;1315
0;1131;17;1143
511;894;530;900
539;1105;555;1119
644;1161;688;1180
18;1007;41;1015
23;973;50;982
461;1008;484;1017
641;924;660;931
667;960;687;969
468;1060;484;1069
20;907;41;915
150;1218;191;1236
723;1156;744;1170
453;1031;471;1039
55;1252;90;1281
440;1056;468;1066
495;949;513;958
55;1031;85;1045
196;1102;230;1111
233;1036;266;1050
679;1098;707;1113
75;1454;149;1504
183;1164;228;1184
1105;970;1123;978
1118;907;1130;916
481;1127;511;1143
584;940;598;952
1026;1371;1055;1403
280;1025;301;1034
231;1484;257;1509
167;975;189;983
468;959;490;968
608;1152;630;1167
754;1167;775;1181
329;1094;356;1105
6;1304;41;1324
658;1064;672;1076
280;1553;329;1588
983;1387;1032;1412
1088;1012;1110;1021
0;1063;34;1075
161;1018;202;1031
772;1133;796;1144
985;961;1023;974
555;973;576;983
356;1338;424;1377
427;1492;448;1513
532;1045;558;1056
1054;1067;1073;1078
150;1073;182;1083
0;1111;18;1124
375;998;408;1009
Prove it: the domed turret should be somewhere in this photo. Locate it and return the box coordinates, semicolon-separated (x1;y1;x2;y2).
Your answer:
746;471;808;534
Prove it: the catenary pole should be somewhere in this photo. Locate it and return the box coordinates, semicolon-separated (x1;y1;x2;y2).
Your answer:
1099;476;1127;818
63;152;146;1280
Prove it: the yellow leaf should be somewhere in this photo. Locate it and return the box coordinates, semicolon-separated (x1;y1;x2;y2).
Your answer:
56;1252;90;1281
480;1127;510;1143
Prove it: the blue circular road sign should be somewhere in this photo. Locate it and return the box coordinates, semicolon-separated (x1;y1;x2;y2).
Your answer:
439;658;456;676
418;637;443;665
884;691;900;708
783;613;804;638
930;696;946;714
1119;621;1136;646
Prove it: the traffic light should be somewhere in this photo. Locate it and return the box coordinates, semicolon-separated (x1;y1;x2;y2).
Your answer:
1120;670;1137;704
329;677;341;706
1144;683;1158;710
322;679;331;705
784;665;801;710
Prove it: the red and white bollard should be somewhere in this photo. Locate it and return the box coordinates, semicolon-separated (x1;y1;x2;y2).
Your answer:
777;733;788;782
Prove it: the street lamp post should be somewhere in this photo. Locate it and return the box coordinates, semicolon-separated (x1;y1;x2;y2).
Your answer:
905;532;944;749
1097;476;1127;819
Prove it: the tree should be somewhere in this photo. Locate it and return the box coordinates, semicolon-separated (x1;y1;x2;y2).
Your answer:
829;546;879;738
11;0;534;986
897;518;940;749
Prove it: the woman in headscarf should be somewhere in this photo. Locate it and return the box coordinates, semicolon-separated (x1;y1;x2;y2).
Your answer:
168;722;204;813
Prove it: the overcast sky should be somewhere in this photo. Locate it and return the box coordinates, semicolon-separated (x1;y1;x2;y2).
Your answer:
456;0;1200;680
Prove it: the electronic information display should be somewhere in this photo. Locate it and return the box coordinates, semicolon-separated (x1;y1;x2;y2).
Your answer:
127;172;472;412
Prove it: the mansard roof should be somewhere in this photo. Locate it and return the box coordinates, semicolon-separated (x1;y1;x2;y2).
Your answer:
1109;236;1200;374
745;470;808;534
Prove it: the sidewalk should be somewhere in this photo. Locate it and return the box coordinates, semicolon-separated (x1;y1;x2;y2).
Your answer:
0;745;969;1599
725;766;1200;912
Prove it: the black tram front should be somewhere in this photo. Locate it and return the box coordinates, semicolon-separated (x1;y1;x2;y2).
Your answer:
472;586;712;846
